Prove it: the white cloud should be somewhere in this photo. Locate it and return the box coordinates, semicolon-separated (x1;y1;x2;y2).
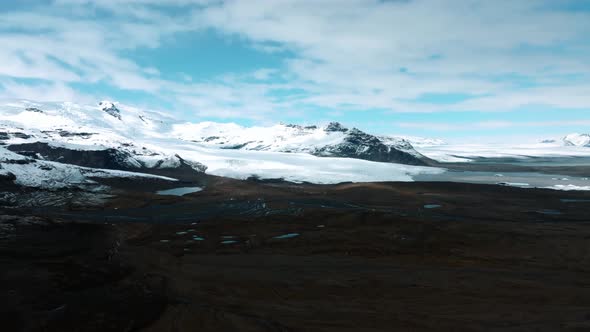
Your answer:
0;80;94;103
191;0;590;112
0;0;588;120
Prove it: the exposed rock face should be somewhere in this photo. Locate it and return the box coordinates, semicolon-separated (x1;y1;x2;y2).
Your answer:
6;142;207;175
8;142;140;169
174;154;208;173
324;122;348;133
25;107;43;113
0;170;16;182
0;132;32;140
284;124;318;130
313;128;427;166
57;131;95;138
204;136;220;142
99;101;121;120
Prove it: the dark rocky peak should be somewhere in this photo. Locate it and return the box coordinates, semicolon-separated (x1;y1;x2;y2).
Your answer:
345;128;381;145
174;154;208;173
284;123;302;129
25;107;43;113
283;123;319;131
312;126;427;166
99;101;121;120
324;122;348;132
58;131;94;138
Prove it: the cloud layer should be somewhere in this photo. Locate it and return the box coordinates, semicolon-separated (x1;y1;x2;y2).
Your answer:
0;0;589;131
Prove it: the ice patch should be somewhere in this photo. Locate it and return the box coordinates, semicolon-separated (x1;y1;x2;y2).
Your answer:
546;184;590;191
273;233;300;239
156;187;203;196
497;182;530;187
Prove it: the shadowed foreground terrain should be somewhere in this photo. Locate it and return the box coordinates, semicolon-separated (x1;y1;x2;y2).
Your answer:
2;179;590;331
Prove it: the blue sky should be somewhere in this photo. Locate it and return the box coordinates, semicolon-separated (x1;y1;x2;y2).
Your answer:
0;0;589;142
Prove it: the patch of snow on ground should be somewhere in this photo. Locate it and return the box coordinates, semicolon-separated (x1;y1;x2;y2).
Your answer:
546;184;590;191
498;182;530;187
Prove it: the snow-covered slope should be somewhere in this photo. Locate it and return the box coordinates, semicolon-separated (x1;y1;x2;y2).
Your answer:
0;101;207;176
0;100;442;186
172;121;428;165
0;145;175;189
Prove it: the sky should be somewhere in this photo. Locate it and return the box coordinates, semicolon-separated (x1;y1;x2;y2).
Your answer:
0;0;589;142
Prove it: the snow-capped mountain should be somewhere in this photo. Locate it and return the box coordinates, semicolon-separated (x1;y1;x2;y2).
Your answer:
563;133;590;147
173;121;429;165
0;100;442;188
0;101;207;182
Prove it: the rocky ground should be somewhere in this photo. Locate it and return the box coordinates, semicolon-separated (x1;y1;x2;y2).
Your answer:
2;179;590;331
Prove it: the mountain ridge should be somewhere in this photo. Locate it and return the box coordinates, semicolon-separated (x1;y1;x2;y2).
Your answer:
0;100;443;188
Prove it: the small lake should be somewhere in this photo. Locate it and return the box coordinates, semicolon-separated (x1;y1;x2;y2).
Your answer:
156;187;203;196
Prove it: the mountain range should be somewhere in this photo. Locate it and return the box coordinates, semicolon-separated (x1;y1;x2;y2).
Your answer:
2;100;589;191
0;101;442;189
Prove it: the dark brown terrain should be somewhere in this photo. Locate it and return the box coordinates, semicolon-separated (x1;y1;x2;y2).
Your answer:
2;177;590;331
